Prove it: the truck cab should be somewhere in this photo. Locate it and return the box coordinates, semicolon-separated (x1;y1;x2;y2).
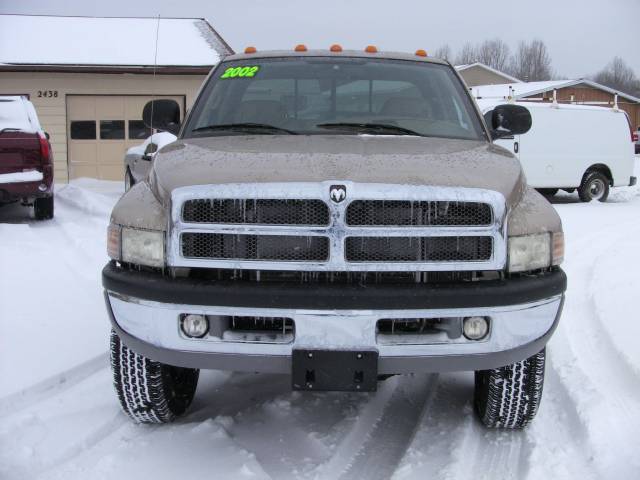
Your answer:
103;48;566;428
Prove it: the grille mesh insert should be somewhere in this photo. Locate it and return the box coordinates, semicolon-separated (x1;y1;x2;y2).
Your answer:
345;200;492;226
182;233;329;261
345;236;492;262
182;199;329;226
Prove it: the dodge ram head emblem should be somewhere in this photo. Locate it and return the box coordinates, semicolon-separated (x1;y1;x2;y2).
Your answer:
329;185;347;203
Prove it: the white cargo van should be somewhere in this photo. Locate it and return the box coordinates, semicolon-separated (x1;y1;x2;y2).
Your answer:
477;100;637;202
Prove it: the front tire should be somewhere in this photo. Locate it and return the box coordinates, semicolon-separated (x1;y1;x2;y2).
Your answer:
124;168;135;191
578;171;609;202
34;195;54;220
474;349;546;429
110;330;199;423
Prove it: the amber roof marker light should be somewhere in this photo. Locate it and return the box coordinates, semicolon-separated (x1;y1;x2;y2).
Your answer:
294;44;308;52
244;46;257;54
330;44;343;52
365;45;378;53
415;49;428;57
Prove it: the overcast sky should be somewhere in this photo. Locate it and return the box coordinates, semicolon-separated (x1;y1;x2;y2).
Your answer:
3;0;638;78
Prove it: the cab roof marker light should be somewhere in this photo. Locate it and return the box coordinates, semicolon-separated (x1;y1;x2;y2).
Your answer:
330;44;343;52
244;46;257;54
415;49;427;57
365;45;378;53
294;44;308;52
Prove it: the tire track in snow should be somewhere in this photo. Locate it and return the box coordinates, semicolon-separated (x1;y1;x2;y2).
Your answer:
28;413;128;479
0;353;108;416
311;374;437;480
549;207;640;475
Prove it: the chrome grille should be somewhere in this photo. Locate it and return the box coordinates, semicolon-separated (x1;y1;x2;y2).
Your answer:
345;236;493;263
182;199;329;226
169;183;507;272
346;200;492;226
181;233;329;261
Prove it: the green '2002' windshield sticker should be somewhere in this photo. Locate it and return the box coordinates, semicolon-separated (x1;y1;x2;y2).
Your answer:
220;65;260;79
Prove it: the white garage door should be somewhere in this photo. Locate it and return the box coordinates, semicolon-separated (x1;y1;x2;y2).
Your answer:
67;95;184;181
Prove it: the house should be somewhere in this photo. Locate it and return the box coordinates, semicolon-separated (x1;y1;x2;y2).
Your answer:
471;79;640;130
455;62;522;87
0;14;233;182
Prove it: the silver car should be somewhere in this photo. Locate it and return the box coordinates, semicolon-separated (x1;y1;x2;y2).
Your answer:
123;132;176;190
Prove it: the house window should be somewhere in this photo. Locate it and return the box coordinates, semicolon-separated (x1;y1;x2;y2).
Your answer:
100;120;125;140
128;120;152;140
70;121;97;140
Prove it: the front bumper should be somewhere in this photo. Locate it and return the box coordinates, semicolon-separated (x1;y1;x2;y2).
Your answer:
103;263;565;374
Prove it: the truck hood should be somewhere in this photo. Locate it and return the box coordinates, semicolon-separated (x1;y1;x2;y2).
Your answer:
149;135;525;206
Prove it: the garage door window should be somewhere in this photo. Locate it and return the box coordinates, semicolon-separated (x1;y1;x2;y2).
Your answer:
128;120;152;140
70;121;96;139
100;120;125;140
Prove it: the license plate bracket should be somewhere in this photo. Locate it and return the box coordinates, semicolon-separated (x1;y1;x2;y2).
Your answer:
292;349;378;392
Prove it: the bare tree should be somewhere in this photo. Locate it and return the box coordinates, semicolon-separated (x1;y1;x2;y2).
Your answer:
509;39;553;82
476;39;511;72
433;44;452;62
454;42;478;66
593;57;640;98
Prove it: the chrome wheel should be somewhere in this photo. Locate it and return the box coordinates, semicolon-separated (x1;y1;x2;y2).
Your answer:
589;178;605;200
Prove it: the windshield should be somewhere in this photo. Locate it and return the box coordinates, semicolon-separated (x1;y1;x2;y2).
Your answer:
184;57;486;141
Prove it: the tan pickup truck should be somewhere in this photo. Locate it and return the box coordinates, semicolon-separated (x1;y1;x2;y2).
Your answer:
103;48;566;428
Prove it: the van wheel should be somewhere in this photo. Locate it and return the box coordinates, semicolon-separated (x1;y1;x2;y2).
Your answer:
474;349;546;429
34;195;54;220
578;171;609;202
110;330;199;423
125;169;135;191
537;188;559;197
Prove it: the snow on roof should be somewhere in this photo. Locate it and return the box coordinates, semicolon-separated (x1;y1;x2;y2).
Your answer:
455;62;522;84
0;15;233;67
471;79;640;104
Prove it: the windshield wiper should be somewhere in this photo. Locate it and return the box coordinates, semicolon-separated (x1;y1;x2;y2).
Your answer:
315;122;424;136
191;123;297;135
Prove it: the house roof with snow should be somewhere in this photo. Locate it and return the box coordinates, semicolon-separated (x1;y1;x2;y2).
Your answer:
471;79;640;104
455;62;522;84
0;14;233;74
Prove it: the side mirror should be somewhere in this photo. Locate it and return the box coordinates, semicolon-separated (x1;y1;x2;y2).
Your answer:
490;104;532;140
141;142;158;161
44;132;50;140
142;100;181;135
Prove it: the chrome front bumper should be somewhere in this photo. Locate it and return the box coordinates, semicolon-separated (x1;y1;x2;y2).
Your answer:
106;291;563;374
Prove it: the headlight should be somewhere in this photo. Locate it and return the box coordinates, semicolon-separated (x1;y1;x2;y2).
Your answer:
508;232;563;272
107;223;165;268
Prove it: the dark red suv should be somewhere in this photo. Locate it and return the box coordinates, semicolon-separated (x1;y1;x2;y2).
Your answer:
0;96;54;219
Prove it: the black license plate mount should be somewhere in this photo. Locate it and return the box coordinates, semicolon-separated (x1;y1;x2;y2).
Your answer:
292;349;378;392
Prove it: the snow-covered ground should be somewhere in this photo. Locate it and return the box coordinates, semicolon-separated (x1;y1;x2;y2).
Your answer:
2;163;640;480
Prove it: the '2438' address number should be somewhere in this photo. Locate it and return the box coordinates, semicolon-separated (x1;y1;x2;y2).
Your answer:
37;90;59;98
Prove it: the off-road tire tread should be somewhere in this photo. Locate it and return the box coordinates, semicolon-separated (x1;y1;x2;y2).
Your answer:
110;330;199;424
474;348;546;429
